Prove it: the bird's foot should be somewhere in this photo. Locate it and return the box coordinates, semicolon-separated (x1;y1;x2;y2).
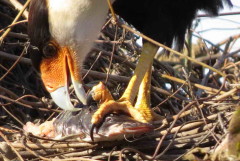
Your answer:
89;82;161;127
88;43;164;141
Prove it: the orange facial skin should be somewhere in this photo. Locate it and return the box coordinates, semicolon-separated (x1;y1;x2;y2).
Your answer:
39;43;82;93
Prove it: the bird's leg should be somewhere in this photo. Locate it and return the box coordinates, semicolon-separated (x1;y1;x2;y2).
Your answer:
91;42;160;125
119;42;158;103
134;65;154;122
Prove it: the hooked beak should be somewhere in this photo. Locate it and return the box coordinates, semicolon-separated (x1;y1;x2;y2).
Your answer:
40;45;87;110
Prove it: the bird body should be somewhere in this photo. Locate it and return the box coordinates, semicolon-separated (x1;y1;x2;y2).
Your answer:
113;0;232;49
28;0;232;131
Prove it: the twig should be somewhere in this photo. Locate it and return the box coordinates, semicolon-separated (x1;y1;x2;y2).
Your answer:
0;0;31;44
0;131;24;161
1;0;29;19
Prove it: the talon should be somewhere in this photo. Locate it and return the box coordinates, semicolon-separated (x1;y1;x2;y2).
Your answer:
86;90;95;106
90;123;97;142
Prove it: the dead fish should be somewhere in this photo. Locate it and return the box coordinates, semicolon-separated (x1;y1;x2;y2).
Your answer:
24;106;154;142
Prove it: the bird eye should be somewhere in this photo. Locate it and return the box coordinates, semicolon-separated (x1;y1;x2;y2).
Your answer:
42;42;58;58
105;117;113;122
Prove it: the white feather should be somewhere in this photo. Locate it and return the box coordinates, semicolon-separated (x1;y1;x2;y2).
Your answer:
47;0;109;62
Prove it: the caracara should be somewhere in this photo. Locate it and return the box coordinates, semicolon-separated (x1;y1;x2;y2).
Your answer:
28;0;232;129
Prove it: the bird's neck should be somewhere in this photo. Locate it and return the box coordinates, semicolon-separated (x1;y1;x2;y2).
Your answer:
48;0;109;48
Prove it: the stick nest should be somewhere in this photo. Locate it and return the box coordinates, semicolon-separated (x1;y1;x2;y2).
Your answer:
0;1;240;160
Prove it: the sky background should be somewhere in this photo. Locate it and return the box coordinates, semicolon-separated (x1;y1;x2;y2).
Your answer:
194;0;240;51
136;0;240;52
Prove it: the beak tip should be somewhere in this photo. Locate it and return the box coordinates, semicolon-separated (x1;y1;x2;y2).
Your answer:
72;80;87;105
50;87;75;110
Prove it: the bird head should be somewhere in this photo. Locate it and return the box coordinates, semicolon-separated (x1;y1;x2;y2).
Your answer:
28;0;111;110
38;40;87;110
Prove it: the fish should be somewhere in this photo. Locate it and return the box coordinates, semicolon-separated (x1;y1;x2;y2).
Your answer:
24;106;154;142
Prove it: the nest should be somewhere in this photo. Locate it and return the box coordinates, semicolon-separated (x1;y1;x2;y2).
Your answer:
0;1;240;160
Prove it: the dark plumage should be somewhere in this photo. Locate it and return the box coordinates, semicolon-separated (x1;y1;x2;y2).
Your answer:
27;0;233;127
28;0;49;71
28;0;50;50
113;0;232;50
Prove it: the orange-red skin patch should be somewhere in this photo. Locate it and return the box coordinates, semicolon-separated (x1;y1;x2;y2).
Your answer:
40;45;81;93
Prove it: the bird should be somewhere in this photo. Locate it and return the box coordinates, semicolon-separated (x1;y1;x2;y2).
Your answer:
28;0;232;127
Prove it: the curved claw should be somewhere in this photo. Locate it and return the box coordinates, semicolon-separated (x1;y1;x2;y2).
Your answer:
90;120;104;142
86;89;95;106
90;123;96;142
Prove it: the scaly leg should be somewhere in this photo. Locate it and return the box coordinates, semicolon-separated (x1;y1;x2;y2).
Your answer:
91;42;161;125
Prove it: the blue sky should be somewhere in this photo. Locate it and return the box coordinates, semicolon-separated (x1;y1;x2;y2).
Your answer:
195;0;240;51
136;0;240;52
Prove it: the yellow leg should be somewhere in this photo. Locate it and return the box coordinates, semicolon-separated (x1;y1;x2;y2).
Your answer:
91;42;161;124
134;66;153;122
120;42;158;104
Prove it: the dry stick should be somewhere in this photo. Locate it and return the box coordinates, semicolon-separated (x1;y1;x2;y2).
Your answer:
198;11;240;17
162;80;235;127
1;105;24;126
196;53;222;62
157;114;220;136
0;86;45;107
192;31;224;52
1;0;29;19
1;94;48;109
217;113;228;133
218;33;240;46
0;95;60;112
0;52;231;102
52;158;98;161
151;79;227;159
0;131;24;161
21;137;51;161
82;51;103;80
156;120;206;160
0;50;230;96
93;47;136;69
12;142;92;150
11;150;58;160
0;20;28;33
197;37;232;97
0;0;31;44
105;25;118;83
225;61;240;70
154;83;185;109
0;43;29;81
0;50;31;65
121;24;226;77
95;39;132;44
0;50;229;99
7;32;28;39
0;126;18;133
107;0;117;23
108;146;117;161
42;145;98;160
183;69;220;144
174;123;219;161
0;95;33;109
161;74;227;95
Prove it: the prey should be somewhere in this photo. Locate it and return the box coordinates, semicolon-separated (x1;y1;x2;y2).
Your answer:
24;106;154;142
